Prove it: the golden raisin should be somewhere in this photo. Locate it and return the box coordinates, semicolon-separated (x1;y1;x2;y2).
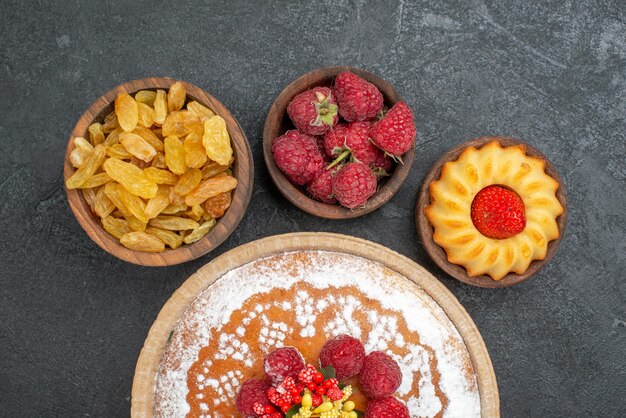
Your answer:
184;133;208;169
185;175;237;206
115;93;139;132
102;111;119;133
102;157;158;199
183;219;216;244
137;102;155;128
102;216;132;239
133;126;164;151
144;167;179;185
201;160;231;179
66;145;106;189
203;115;232;165
88;123;105;145
167;81;186;113
187;101;214;120
173;168;202;196
154;90;168;125
145;226;183;249
94;187;115;218
162;110;202;137
134;90;157;107
145;185;171;219
80;172;112;189
120;231;165;252
106;144;133;160
148;215;199;231
119;132;157;162
164;136;186;175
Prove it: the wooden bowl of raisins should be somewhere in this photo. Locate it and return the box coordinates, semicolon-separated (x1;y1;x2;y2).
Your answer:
63;78;253;266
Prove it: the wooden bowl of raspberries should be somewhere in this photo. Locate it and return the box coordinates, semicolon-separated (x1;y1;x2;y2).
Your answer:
63;78;253;266
263;67;416;219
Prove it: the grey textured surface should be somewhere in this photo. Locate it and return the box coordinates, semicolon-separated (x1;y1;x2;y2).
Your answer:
1;0;624;417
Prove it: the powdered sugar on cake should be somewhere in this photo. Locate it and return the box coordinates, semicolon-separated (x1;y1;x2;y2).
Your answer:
154;251;481;417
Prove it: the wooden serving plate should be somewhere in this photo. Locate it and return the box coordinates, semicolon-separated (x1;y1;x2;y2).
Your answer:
63;78;254;266
416;136;568;288
131;232;499;417
263;66;415;219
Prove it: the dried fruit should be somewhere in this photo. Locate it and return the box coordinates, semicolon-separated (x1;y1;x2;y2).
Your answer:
115;184;149;223
106;144;132;159
203;115;233;165
164;136;186;175
134;90;156;107
102;112;119;133
148;215;199;231
145;185;171;219
102;157;158;199
184;133;208;168
167;81;186;113
69;87;236;253
187;101;214;120
201;160;230;179
102;216;132;239
183;219;216;244
137;102;155;128
173;168;202;196
151;153;168;169
115;93;139;132
144;167;179;185
70;147;91;168
80;172;111;188
94;187;115;218
162;110;202;138
154;90;168;125
120;231;165;252
185;175;237;206
133;126;164;151
203;192;231;218
88;123;105;145
145;226;183;249
103;128;121;146
66;145;106;189
119;132;157;162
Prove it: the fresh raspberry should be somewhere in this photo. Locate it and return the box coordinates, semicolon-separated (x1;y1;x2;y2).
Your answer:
287;87;339;136
365;396;410;418
254;402;277;416
307;168;336;204
236;378;271;417
310;392;324;407
334;71;384;121
359;351;402;399
272;130;324;185
370;101;416;157
470;185;526;239
316;136;332;162
298;364;318;384
343;122;387;168
319;334;366;379
282;376;297;392
264;346;306;385
326;386;344;401
371;152;393;176
323;123;350;157
332;163;377;209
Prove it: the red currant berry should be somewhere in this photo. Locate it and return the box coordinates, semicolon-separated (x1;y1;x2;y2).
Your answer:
292;394;302;404
307;382;317;391
281;403;291;412
264;405;276;414
323;379;333;388
313;372;324;384
316;386;327;395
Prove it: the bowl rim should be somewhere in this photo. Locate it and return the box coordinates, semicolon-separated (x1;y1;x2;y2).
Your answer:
63;77;254;266
262;66;416;220
415;135;568;288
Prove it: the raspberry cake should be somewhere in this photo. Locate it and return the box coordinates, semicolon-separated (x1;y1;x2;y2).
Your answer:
151;250;483;417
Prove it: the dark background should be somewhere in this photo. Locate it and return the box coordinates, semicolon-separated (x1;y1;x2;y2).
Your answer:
1;0;624;417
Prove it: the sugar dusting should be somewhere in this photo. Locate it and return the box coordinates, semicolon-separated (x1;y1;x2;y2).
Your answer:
154;251;481;417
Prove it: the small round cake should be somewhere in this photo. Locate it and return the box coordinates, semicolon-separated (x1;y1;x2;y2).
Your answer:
425;140;564;280
153;250;481;417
